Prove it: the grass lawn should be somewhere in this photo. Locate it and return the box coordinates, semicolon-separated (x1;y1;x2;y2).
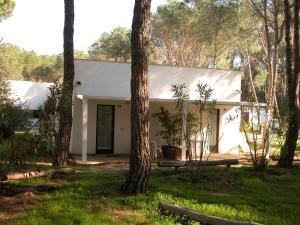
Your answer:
295;139;300;156
1;165;300;225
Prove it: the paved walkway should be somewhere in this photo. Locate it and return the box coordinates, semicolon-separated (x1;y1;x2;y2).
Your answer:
71;153;248;165
56;153;300;167
71;154;130;165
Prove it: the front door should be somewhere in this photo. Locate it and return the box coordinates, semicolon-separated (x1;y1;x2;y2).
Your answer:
209;109;220;153
96;105;114;154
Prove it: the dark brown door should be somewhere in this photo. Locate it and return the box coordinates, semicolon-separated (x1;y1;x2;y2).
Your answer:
210;109;220;153
96;105;115;154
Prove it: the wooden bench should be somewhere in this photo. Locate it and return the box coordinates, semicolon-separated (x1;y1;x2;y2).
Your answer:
157;159;239;170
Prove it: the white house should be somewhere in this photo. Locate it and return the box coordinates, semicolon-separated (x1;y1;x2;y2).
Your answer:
7;80;53;130
8;80;52;111
241;107;268;126
7;61;248;161
71;60;245;162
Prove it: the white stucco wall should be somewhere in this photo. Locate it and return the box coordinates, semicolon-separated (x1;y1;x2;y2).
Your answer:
71;99;241;155
71;98;131;155
218;105;240;154
73;60;241;102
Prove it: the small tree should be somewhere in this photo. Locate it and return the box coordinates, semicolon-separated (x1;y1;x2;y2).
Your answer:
239;105;270;170
171;82;216;178
171;83;197;161
153;107;181;147
38;81;62;157
192;83;216;177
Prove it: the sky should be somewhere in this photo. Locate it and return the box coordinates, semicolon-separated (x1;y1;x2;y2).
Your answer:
0;0;167;55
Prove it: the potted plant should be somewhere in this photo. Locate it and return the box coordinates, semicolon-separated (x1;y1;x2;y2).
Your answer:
153;107;182;160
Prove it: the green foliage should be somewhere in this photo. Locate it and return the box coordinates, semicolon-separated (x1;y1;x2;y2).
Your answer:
31;66;53;82
21;51;42;80
194;0;239;67
88;27;131;62
74;50;88;59
151;0;239;68
7;166;300;225
238;105;284;171
171;83;198;159
171;83;189;111
35;80;73;160
194;83;216;116
8;133;35;170
0;43;63;82
0;0;15;22
152;0;205;66
191;83;216;175
36;81;62;156
0;43;23;80
153;107;181;147
0;140;9;179
24;54;63;82
0;80;29;140
0;80;35;173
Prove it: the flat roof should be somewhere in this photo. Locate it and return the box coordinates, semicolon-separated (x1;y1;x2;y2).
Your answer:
77;94;267;107
75;59;240;73
74;60;241;102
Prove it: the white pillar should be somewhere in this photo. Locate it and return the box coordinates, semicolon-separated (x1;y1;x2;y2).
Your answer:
82;98;88;163
181;104;187;161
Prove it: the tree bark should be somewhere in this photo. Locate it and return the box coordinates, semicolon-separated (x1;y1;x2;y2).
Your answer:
278;0;300;167
122;0;152;194
53;0;74;167
244;48;259;104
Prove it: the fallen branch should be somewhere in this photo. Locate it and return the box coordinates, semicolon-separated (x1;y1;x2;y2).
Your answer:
158;202;263;225
7;171;49;180
4;168;75;181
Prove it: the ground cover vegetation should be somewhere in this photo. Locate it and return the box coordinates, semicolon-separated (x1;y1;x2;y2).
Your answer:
1;166;300;225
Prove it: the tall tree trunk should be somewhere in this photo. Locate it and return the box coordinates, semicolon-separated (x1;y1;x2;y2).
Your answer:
53;0;74;167
122;0;152;194
278;0;300;167
297;75;300;109
259;0;281;157
244;48;259;104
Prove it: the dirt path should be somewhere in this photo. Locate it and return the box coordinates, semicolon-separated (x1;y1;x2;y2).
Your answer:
0;182;60;223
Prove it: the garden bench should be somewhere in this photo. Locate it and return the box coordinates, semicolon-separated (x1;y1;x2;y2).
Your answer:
157;159;239;170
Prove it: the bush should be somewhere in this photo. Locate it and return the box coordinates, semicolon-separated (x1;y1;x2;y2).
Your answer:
0;80;30;141
0;141;10;180
153;107;181;147
9;134;36;170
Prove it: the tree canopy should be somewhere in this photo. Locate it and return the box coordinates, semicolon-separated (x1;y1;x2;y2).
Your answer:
0;0;15;22
88;27;131;62
0;44;66;82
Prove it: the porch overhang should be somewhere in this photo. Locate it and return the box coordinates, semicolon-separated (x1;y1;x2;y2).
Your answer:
76;94;267;107
76;94;260;163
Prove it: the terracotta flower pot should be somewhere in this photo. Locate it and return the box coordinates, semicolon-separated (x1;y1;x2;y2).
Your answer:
162;146;182;161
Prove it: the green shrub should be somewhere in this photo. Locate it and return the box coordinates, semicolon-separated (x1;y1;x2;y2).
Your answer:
9;134;35;170
0;141;9;180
